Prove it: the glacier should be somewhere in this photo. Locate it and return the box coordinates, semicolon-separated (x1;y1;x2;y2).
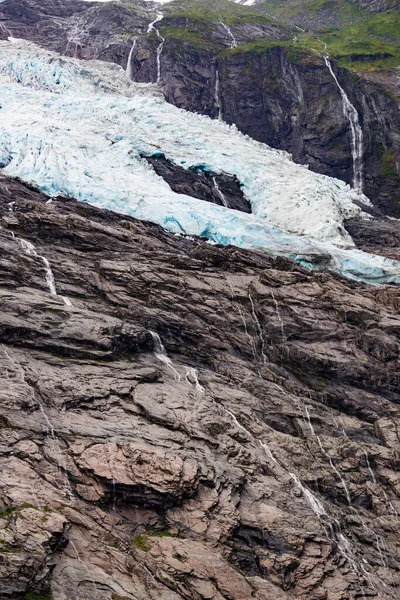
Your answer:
0;39;399;285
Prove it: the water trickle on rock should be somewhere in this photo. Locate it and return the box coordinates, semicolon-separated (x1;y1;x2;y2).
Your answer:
150;330;181;380
18;237;72;306
219;21;237;49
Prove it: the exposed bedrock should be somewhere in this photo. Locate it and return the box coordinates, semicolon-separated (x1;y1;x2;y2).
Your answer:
144;155;252;213
0;179;399;599
131;40;400;216
1;0;400;216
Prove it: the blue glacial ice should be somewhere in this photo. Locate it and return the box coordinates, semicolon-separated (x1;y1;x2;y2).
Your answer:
0;39;399;285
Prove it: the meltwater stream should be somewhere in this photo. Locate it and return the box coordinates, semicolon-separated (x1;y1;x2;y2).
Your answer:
219;21;238;48
146;11;165;85
18;238;72;306
126;39;137;80
323;57;364;192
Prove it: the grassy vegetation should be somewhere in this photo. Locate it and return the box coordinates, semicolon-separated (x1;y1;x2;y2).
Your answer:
379;146;398;178
132;534;151;552
164;0;275;26
319;10;400;71
256;0;364;23
131;529;177;552
158;25;216;50
254;0;400;71
158;0;400;72
25;593;53;600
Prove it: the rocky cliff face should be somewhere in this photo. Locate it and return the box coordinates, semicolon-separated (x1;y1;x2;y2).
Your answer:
131;36;400;216
355;0;400;12
0;179;400;600
1;0;399;216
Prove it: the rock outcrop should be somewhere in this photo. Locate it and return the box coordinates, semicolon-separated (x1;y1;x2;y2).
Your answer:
0;178;399;600
1;0;400;216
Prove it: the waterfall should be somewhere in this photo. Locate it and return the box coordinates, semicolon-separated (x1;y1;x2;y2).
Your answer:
316;434;352;505
226;277;258;361
149;331;181;380
156;34;165;85
271;289;288;357
147;11;164;34
212;176;228;207
214;68;222;120
248;291;268;365
289;473;327;518
323;57;364;192
219;21;237;49
185;367;205;393
126;39;136;80
147;11;165;85
3;345;74;502
19;238;72;306
304;405;316;436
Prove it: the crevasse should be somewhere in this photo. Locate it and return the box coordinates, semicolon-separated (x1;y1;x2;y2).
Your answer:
0;40;399;285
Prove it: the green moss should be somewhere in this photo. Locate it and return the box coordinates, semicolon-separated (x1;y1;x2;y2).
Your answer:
0;539;21;553
312;10;400;71
159;25;217;51
148;529;175;538
379;147;398;179
132;534;151;552
164;0;275;26
25;593;53;600
0;507;17;518
174;553;188;563
244;0;400;71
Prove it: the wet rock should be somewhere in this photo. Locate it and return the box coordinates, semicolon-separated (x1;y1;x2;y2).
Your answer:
0;180;399;599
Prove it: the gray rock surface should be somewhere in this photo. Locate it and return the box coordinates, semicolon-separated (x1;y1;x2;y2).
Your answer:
0;179;399;600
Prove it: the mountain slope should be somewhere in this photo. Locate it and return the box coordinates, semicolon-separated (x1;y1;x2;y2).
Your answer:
1;180;400;600
1;0;399;216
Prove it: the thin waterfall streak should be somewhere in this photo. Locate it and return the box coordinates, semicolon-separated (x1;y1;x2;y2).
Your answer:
3;346;73;501
323;56;363;192
212;176;228;207
248;291;268;365
290;473;326;518
334;419;399;524
147;11;164;34
223;397;382;593
219;21;237;48
260;442;278;465
316;435;352;505
270;289;288;360
126;39;136;80
362;448;377;484
149;331;181;380
304;405;315;436
214;68;222;120
185;367;205;394
225;406;278;467
18;237;72;305
155;31;165;85
147;11;164;85
225;408;250;436
226;278;258;361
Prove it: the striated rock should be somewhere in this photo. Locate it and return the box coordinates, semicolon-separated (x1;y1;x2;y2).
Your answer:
0;179;399;599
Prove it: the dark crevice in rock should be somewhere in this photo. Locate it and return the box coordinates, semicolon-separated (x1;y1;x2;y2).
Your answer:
144;154;252;213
